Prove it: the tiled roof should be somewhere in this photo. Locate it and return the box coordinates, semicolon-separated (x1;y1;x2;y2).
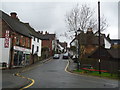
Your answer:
38;34;55;40
23;23;43;39
78;32;105;46
0;10;31;37
107;48;120;59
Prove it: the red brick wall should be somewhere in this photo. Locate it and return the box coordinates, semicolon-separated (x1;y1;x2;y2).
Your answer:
1;19;31;49
1;19;12;38
42;40;53;56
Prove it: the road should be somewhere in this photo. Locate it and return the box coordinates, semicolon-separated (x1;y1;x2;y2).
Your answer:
20;56;118;88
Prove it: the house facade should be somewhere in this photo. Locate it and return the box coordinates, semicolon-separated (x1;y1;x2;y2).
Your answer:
69;28;111;58
24;23;42;62
0;11;32;68
40;31;57;56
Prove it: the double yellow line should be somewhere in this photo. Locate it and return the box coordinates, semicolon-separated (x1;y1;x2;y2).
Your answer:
14;58;52;90
14;73;35;90
65;60;82;76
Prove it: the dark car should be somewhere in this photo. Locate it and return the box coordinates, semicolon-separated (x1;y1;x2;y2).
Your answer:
53;54;60;59
62;53;69;59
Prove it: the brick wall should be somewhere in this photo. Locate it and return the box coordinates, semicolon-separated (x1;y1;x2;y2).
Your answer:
42;40;53;56
1;19;31;49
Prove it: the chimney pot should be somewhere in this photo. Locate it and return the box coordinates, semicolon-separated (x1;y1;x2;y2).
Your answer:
45;31;48;34
38;31;40;34
10;12;17;18
40;31;43;34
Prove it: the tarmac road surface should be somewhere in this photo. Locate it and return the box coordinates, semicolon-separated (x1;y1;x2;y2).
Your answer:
20;56;118;88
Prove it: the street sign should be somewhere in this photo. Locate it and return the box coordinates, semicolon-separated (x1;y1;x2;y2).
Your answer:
4;30;9;48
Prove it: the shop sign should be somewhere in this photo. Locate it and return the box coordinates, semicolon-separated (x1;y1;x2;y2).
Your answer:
14;46;31;53
4;30;9;48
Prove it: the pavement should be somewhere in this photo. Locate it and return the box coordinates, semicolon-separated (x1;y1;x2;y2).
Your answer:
68;59;77;71
2;57;52;89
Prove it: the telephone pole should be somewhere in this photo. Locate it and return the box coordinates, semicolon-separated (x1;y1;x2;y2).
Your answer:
98;1;101;74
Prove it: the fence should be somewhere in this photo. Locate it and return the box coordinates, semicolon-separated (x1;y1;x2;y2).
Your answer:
81;58;119;74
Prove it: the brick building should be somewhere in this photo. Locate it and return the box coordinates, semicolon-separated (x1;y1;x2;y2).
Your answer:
38;31;57;57
70;28;111;58
0;10;32;68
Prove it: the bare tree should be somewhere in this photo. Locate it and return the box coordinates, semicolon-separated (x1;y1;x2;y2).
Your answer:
65;4;108;58
65;4;108;38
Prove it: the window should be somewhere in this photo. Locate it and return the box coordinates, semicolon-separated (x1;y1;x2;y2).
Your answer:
22;38;26;46
16;36;20;45
34;37;35;41
37;46;39;52
32;45;34;54
37;38;39;43
28;39;30;48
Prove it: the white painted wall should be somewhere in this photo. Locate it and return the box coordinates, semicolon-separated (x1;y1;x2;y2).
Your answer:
52;39;57;51
31;37;42;57
104;38;111;49
0;38;11;67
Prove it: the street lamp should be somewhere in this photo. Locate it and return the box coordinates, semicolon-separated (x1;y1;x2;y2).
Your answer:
98;1;101;74
75;28;81;70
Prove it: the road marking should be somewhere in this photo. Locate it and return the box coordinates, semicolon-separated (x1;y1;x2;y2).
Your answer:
13;58;53;89
64;60;118;87
14;72;35;90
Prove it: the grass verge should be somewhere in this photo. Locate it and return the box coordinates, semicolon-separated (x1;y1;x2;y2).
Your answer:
73;69;119;79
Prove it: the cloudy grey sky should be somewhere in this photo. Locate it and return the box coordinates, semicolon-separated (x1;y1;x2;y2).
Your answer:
1;0;119;45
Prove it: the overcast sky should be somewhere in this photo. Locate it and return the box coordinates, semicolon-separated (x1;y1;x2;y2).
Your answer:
1;0;119;45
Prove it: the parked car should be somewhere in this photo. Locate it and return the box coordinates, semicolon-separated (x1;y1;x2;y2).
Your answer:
53;54;60;59
62;53;69;59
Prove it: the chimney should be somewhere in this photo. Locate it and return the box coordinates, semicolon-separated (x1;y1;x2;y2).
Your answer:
38;31;40;34
87;28;93;34
45;31;48;34
10;12;19;20
87;28;92;32
40;31;43;34
10;12;17;18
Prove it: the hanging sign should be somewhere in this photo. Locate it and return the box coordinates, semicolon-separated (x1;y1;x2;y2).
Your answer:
4;30;9;48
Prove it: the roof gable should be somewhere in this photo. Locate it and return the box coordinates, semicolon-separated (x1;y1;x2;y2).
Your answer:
0;10;31;37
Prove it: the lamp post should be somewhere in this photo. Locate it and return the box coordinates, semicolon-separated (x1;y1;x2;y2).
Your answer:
98;1;101;74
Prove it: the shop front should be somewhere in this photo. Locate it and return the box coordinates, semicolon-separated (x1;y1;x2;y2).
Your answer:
13;46;31;67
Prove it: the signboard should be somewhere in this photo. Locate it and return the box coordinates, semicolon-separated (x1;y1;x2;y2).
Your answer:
14;46;31;54
4;30;9;48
